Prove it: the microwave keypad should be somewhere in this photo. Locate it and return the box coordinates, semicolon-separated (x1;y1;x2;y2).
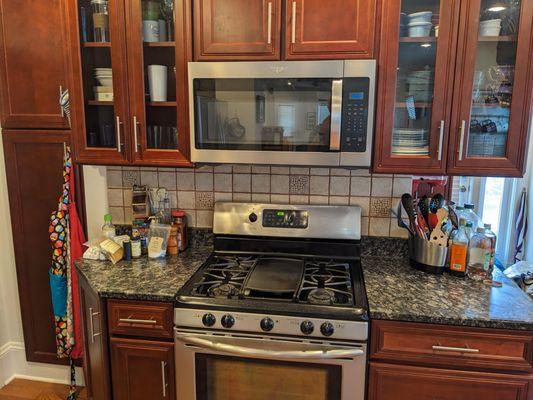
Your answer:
341;78;370;153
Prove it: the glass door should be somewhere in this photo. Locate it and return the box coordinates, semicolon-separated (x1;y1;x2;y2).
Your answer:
373;0;458;174
125;0;191;165
449;0;532;175
76;0;130;163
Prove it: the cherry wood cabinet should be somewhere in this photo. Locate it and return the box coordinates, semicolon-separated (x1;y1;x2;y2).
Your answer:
193;0;282;60
110;338;175;400
374;0;533;177
284;0;377;60
70;0;192;166
0;0;74;129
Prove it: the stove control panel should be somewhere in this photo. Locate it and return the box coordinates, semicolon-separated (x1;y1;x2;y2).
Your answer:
262;209;308;229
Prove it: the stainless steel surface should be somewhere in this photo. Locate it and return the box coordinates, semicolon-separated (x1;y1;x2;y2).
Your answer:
291;1;296;43
432;345;480;353
438;120;445;161
133;115;139;153
59;86;64;118
174;329;366;400
176;332;364;359
330;79;343;151
115;116;122;153
89;307;101;343
408;236;448;268
174;308;368;341
118;317;157;325
267;2;272;44
161;361;168;397
212;202;362;240
458;120;466;161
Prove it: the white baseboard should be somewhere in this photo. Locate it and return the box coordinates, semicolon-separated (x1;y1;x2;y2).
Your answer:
0;341;84;388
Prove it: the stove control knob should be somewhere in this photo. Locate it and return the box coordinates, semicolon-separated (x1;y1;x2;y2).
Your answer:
202;313;216;327
300;320;314;335
320;322;335;337
249;213;258;223
260;317;274;332
221;314;235;329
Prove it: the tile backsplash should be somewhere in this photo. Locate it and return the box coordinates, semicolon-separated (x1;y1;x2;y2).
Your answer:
106;165;412;238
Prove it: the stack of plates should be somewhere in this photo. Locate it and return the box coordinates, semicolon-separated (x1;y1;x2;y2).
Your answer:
392;128;429;155
407;70;434;102
94;68;113;87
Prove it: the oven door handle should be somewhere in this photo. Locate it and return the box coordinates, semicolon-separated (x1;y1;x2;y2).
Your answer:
175;333;364;360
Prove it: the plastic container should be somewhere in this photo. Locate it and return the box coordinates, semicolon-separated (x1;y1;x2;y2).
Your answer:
463;204;483;228
408;21;433;37
448;218;469;277
479;19;502;36
408;236;448;275
101;214;116;239
467;228;492;281
408;11;432;24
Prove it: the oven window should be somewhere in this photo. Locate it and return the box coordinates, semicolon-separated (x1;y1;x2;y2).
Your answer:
193;78;334;152
195;354;342;400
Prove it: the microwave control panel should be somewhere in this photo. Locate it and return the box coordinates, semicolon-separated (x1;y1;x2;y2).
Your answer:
341;78;370;153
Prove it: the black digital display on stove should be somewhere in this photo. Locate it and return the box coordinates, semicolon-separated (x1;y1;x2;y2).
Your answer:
262;209;308;229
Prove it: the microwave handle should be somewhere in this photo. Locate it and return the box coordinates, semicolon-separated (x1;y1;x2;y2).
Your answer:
330;79;343;151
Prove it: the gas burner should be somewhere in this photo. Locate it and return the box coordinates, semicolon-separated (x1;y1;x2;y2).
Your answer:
208;283;238;298
307;288;336;305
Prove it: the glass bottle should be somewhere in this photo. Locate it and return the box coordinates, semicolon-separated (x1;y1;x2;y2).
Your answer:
467;227;491;281
449;218;469;277
102;214;116;239
464;221;475;240
484;223;497;279
463;203;483;228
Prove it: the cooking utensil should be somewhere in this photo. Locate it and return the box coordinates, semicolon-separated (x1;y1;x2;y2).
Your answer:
448;205;459;229
417;213;430;240
429;208;449;247
418;195;430;227
428;193;444;229
391;203;412;235
401;193;417;235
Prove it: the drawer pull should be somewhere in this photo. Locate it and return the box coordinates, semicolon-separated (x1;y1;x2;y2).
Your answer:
119;317;157;325
432;345;480;353
89;307;102;343
161;361;168;397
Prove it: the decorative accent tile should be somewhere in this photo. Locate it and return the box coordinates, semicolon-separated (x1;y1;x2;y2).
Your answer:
290;167;309;175
195;172;213;191
122;169;140;187
252;174;270;193
233;165;252;174
369;217;391;237
197;211;214;228
370;197;393;218
310;168;329;176
196;192;214;209
330;176;350;196
372;177;393;197
140;170;158;187
271;175;289;194
233;193;252;202
350;196;370;216
309;195;329;205
177;191;195;209
176;172;195;191
158;171;176;190
214;174;232;192
252;165;270;174
350;177;371;196
289;175;310;195
330;196;349;205
107;170;123;188
289;195;309;204
271;194;289;204
393;176;413;197
108;188;123;207
271;166;289;175
233;174;251;193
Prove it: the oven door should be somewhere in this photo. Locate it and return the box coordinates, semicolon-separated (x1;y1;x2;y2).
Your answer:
175;329;367;400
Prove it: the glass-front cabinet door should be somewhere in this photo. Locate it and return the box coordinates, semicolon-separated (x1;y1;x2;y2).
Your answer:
448;0;533;176
373;0;459;174
125;0;191;165
74;0;131;163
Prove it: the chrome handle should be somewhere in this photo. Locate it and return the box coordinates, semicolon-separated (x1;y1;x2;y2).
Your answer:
161;361;168;397
118;317;157;325
267;2;272;45
437;120;444;161
133;116;140;153
59;86;65;117
291;1;297;44
329;79;343;151
458;120;466;161
176;333;364;360
89;307;102;343
432;345;480;354
115;116;122;153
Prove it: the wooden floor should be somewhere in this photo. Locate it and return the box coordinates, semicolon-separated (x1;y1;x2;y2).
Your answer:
0;379;87;400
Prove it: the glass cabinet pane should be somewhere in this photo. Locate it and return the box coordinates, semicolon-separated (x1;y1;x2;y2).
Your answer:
79;0;117;149
391;0;441;156
142;0;179;150
466;0;520;158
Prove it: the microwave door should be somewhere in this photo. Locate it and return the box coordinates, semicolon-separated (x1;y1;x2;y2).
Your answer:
330;79;343;152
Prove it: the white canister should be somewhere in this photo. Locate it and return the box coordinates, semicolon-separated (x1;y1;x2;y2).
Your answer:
408;21;432;38
142;20;159;42
158;19;167;41
148;65;168;102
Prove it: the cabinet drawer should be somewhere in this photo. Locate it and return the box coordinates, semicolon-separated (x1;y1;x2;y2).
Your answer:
107;300;173;340
371;321;533;373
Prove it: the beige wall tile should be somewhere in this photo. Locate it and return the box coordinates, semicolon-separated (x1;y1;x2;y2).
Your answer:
271;175;289;194
393;176;412;197
310;168;329;176
214;164;232;173
197;211;214;228
330;176;350;196
252;193;270;202
350;177;371;196
330;196;349;205
371;177;393;197
176;172;195;190
350;196;370;216
310;175;329;195
271;166;289;175
290;195;309;204
177;191;195;209
252;174;270;193
233;193;252;202
214;192;233;202
271;194;289;204
195;172;214;191
158;171;177;190
252;165;270;174
108;188;123;207
233;174;251;192
369;218;391;237
140;170;158;187
233;165;252;173
107;170;123;188
214;174;232;192
309;195;329;205
109;206;124;224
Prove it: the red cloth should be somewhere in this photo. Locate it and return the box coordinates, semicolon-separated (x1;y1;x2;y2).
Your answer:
68;166;85;359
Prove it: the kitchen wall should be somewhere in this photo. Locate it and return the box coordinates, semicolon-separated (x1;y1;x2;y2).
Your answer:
105;165;412;238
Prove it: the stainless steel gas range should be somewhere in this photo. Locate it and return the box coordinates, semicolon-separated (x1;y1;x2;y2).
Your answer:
174;202;369;400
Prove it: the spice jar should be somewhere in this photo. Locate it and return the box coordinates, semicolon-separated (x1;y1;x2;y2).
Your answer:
172;210;187;252
167;225;178;256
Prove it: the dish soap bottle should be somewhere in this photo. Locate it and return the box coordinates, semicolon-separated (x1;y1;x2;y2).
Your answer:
467;228;491;281
102;213;116;239
449;218;469;277
484;223;497;279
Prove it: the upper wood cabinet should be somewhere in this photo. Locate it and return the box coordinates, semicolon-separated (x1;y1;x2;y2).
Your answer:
285;0;377;60
70;0;192;166
193;0;377;61
374;0;533;177
193;0;282;60
0;0;74;129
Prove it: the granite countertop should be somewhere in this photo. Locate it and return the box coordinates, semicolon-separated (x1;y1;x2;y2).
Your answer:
362;239;533;330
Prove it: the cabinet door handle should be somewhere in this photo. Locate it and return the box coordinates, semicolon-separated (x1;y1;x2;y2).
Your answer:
267;2;273;45
291;1;297;44
329;79;343;151
116;116;123;153
89;307;102;343
432;345;479;353
59;86;71;128
133;116;140;153
458;120;466;161
161;361;168;397
118;317;157;325
437;120;444;161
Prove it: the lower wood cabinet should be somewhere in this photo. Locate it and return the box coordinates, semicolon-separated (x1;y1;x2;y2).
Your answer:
110;338;175;400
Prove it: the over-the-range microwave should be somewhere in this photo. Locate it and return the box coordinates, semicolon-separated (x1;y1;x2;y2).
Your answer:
188;60;376;166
